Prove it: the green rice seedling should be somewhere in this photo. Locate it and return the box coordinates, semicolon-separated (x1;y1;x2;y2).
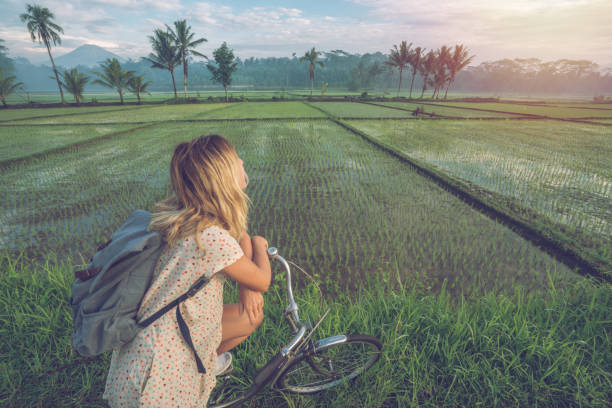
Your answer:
428;101;612;119
309;102;414;118
346;118;612;273
201;101;327;119
11;103;230;125
0;124;141;162
1;118;577;296
0;104;148;123
372;101;526;118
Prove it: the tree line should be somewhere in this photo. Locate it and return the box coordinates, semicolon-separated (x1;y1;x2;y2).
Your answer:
1;3;240;105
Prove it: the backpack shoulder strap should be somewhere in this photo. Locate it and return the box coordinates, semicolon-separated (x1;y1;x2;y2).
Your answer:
138;274;211;327
138;273;211;374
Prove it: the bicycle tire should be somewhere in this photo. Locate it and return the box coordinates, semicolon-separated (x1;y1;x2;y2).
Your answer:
207;373;255;408
275;334;382;394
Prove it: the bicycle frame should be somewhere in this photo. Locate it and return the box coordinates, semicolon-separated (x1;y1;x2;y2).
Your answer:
210;247;359;407
212;248;311;401
247;248;311;389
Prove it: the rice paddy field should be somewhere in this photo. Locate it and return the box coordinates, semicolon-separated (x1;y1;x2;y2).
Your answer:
426;101;612;120
1;98;611;407
343;119;612;274
3;90;303;105
370;101;526;118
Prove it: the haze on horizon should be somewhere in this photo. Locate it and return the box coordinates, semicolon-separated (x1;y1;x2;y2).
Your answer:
1;0;611;67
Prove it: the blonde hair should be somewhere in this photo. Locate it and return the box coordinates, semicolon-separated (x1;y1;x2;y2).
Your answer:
150;135;249;252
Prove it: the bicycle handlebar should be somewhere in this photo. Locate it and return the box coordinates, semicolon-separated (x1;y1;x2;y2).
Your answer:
267;247;300;327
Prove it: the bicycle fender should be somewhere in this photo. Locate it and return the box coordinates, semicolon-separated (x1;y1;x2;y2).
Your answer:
253;352;288;386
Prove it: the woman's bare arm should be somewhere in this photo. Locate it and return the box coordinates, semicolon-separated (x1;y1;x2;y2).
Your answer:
224;236;271;292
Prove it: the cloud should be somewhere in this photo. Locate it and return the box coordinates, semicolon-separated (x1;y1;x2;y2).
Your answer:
92;0;184;12
3;0;611;65
346;0;612;64
190;3;311;30
145;18;166;28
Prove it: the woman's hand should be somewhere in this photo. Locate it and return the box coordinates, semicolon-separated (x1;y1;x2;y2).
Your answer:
239;286;264;325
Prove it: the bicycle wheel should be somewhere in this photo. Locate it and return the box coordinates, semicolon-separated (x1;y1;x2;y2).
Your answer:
276;334;382;394
207;372;253;408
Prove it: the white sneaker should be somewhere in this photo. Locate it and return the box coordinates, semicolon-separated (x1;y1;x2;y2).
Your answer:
215;352;232;376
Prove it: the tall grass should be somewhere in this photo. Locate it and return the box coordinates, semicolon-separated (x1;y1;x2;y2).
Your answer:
1;252;610;407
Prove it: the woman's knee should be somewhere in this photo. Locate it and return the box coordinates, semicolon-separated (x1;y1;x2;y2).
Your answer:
248;308;264;332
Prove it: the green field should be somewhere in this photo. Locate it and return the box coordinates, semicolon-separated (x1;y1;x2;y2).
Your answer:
345;120;610;235
371;101;528;118
1;118;574;294
7;103;230;124
0;124;143;162
428;101;612;118
4;90;303;105
585;118;612;124
310;102;415;118
203;101;327;119
1;100;610;407
0;104;147;122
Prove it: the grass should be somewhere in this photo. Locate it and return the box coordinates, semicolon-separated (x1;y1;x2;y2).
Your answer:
0;253;610;407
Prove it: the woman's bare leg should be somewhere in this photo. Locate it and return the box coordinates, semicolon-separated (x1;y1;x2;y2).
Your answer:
217;302;263;354
218;233;264;354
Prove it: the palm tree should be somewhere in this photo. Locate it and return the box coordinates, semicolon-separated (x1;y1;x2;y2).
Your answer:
407;46;424;99
385;41;411;97
144;29;181;98
0;39;15;75
418;50;436;99
127;75;152;104
0;68;24;108
92;58;134;104
299;47;324;96
166;20;207;98
444;44;475;99
60;68;89;105
431;46;451;99
20;4;65;104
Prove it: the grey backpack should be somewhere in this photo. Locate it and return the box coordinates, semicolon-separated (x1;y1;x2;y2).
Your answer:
70;209;210;373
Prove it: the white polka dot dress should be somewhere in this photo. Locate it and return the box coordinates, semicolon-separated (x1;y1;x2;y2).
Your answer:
103;226;244;407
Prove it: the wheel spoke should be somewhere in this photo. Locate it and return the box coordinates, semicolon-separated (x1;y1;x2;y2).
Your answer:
277;336;381;394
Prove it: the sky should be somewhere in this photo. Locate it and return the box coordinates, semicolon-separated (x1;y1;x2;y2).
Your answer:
1;0;611;67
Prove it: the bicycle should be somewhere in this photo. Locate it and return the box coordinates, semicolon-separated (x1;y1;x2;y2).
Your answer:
207;247;382;407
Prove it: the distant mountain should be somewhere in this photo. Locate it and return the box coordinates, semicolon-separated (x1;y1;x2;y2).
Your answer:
54;44;126;68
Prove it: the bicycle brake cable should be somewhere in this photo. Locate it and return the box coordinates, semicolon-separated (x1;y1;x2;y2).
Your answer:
288;260;322;292
296;308;330;353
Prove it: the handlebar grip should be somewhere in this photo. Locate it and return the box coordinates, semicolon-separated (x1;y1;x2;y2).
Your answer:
267;247;278;258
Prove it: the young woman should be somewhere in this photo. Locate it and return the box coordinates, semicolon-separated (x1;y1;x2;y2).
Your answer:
103;135;272;407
